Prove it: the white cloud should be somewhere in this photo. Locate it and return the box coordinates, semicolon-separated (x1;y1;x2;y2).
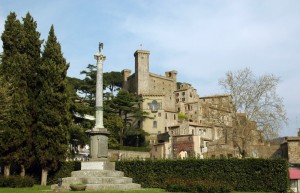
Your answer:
1;0;299;136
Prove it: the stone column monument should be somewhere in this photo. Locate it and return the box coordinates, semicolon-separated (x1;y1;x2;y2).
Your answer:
87;43;109;161
82;43;112;169
51;44;141;191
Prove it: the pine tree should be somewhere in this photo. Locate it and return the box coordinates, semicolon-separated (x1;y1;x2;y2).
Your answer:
34;25;70;185
108;90;149;146
0;12;30;177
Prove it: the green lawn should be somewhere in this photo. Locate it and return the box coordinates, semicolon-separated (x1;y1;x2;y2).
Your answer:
0;185;172;193
0;186;274;193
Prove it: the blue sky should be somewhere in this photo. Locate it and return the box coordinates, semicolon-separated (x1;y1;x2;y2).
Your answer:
1;0;300;137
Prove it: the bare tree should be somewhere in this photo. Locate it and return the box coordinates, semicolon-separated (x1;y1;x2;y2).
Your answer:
219;68;287;141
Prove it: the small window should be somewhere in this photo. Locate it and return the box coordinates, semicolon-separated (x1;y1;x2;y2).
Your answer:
165;113;168;119
158;112;161;117
174;114;176;120
153;121;157;128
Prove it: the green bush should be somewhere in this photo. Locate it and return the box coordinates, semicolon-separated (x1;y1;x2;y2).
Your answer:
0;161;81;185
116;158;288;193
0;176;35;187
47;161;81;184
165;178;233;193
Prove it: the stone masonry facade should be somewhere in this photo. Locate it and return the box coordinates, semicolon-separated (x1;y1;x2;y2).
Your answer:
122;49;297;160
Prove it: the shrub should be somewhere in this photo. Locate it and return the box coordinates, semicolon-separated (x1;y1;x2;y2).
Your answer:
47;161;81;184
0;176;35;188
116;158;288;193
165;178;233;193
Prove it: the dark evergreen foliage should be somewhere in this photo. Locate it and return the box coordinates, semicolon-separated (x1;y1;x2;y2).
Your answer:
66;77;90;150
165;178;233;193
0;12;31;170
103;71;123;94
107;89;149;146
0;176;35;187
34;25;70;171
116;158;289;193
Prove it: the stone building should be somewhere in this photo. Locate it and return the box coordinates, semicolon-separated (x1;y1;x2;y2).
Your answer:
122;50;178;144
122;49;266;159
280;130;300;192
281;136;300;164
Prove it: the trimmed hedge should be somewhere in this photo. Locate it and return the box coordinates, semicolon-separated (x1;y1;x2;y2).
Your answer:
0;176;35;187
165;178;233;193
116;158;288;193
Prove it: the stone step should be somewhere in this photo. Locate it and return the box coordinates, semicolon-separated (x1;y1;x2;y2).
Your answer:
71;170;124;178
62;176;132;184
51;182;141;191
86;183;141;191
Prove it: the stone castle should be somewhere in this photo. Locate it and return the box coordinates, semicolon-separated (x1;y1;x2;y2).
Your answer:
121;49;297;159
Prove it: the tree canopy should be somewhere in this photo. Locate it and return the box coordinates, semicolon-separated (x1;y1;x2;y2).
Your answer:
34;25;70;185
0;12;34;176
219;68;287;156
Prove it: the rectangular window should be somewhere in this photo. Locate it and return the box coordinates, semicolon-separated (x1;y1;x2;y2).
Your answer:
165;113;168;119
153;121;157;128
158;112;161;117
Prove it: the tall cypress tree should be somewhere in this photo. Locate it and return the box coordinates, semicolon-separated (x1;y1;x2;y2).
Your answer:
34;25;70;185
0;12;30;176
18;12;43;176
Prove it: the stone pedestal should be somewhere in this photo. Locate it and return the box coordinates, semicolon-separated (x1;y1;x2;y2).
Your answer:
51;161;141;191
87;129;109;161
81;161;115;170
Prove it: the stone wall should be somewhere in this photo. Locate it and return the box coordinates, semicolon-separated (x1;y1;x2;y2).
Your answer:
287;138;300;163
108;149;150;161
148;73;177;111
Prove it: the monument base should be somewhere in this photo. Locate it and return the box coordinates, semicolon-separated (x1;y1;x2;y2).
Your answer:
81;161;115;170
51;160;141;191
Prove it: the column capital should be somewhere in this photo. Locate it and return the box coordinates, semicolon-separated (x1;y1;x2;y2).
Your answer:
94;52;106;61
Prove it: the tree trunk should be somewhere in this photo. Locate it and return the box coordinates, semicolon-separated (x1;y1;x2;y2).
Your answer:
4;164;10;177
20;164;25;177
120;134;124;146
41;168;48;186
